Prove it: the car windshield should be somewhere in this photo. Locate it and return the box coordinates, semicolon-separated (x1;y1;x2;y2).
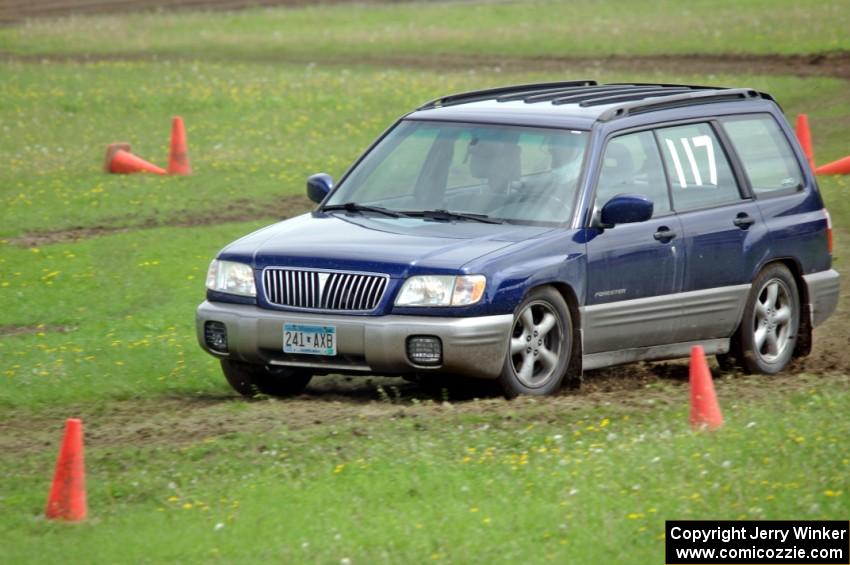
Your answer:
325;121;589;224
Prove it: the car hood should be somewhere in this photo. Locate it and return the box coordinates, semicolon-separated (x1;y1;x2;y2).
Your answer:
219;212;557;277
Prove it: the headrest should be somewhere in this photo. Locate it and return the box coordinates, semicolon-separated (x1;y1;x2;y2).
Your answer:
468;139;521;181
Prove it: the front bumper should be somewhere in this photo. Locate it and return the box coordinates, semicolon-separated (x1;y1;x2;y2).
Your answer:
803;269;841;327
196;301;513;379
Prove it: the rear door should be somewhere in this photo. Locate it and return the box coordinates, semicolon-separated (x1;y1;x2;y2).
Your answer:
584;129;685;353
719;113;829;274
655;121;766;342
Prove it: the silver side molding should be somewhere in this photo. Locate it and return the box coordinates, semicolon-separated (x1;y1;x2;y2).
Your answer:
582;338;730;371
580;285;749;354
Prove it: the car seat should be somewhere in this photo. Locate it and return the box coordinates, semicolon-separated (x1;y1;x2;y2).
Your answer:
468;139;521;209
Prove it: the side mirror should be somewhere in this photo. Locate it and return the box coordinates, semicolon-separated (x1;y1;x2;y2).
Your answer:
599;194;653;227
307;173;333;204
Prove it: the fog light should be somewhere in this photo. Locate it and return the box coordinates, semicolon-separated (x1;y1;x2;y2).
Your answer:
204;321;228;353
406;336;442;366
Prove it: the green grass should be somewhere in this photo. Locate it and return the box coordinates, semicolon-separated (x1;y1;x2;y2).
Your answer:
1;0;849;59
0;222;270;407
1;377;848;563
1;2;850;563
1;61;849;237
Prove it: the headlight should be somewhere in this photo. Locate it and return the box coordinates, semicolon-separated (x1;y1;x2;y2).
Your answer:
395;275;486;307
205;260;256;297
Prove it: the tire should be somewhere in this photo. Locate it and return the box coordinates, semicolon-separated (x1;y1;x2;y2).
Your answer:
220;359;313;397
737;264;800;374
499;287;573;398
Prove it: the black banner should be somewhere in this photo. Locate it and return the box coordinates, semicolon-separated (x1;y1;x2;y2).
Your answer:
666;520;849;564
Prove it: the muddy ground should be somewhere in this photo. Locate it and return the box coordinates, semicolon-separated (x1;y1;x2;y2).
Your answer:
4;50;850;82
2;369;847;457
6;195;314;248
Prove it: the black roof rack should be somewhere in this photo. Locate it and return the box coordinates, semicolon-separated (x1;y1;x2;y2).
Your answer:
516;84;648;104
417;80;597;110
416;82;773;119
597;88;764;121
579;87;697;107
549;85;691;106
499;84;628;103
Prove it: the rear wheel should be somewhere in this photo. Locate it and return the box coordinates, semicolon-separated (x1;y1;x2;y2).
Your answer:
221;359;313;397
499;287;573;398
737;264;800;374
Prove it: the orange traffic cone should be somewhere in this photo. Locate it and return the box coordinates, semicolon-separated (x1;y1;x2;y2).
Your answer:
107;149;166;175
103;142;132;173
689;346;723;431
815;155;850;176
167;116;191;175
45;418;87;521
795;114;816;171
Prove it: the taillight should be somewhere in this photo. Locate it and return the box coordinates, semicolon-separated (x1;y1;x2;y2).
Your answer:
824;209;833;254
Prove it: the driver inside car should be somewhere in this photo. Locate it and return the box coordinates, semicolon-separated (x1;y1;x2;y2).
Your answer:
494;132;585;220
544;132;585;193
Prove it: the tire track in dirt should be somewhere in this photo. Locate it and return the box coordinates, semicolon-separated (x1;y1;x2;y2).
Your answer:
1;371;846;456
4;50;850;81
6;195;314;247
0;324;76;337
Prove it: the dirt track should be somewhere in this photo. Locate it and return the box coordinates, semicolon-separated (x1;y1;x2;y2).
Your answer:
6;195;314;248
0;0;363;24
4;50;850;82
2;370;847;457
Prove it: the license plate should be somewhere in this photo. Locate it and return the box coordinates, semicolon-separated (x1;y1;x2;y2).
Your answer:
283;323;337;356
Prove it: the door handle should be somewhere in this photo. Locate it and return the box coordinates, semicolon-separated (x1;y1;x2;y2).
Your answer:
733;213;756;229
653;227;677;243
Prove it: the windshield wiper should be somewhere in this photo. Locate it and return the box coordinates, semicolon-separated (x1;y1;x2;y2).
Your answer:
322;202;407;218
409;209;505;224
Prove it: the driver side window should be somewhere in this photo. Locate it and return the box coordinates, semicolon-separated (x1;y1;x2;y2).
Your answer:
595;131;671;217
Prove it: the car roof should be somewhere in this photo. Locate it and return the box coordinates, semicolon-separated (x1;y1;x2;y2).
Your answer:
407;81;777;130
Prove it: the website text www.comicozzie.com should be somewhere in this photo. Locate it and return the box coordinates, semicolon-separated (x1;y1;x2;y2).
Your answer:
673;545;843;562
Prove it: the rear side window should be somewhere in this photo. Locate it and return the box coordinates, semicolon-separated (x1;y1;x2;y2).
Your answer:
595;130;671;216
656;123;741;211
721;115;803;195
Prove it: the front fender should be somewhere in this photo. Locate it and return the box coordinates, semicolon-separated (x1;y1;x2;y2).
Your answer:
390;229;587;318
464;230;587;316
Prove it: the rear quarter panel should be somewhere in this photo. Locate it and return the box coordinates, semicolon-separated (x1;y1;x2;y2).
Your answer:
752;189;831;276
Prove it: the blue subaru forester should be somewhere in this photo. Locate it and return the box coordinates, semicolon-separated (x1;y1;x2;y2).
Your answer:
197;81;840;397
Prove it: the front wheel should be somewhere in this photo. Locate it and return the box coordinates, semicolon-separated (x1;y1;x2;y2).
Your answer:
737;264;800;374
220;359;313;397
499;287;573;398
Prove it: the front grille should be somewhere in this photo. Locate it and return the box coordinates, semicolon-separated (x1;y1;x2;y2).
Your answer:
263;268;388;311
